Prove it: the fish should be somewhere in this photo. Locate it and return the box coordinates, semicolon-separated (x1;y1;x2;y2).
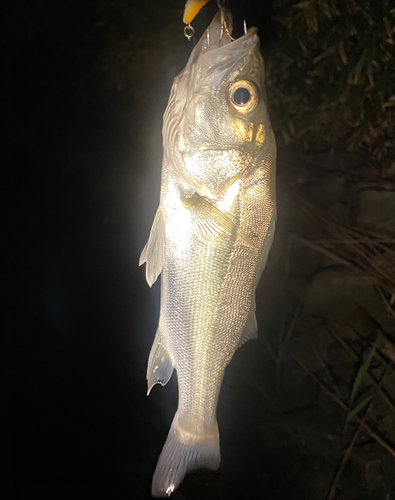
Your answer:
139;6;276;497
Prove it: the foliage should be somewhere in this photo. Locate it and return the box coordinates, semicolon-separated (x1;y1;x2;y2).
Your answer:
266;0;395;173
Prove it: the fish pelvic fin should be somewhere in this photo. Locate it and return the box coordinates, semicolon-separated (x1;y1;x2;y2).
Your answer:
151;413;220;497
181;193;254;247
147;330;174;396
139;205;165;287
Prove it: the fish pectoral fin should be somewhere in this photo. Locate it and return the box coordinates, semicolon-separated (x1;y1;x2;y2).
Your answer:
181;193;254;247
238;300;258;348
147;331;174;396
139;205;165;287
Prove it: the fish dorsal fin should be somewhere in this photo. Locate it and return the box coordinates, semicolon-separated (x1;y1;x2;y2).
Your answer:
139;206;165;287
146;330;174;395
181;193;254;247
238;213;276;349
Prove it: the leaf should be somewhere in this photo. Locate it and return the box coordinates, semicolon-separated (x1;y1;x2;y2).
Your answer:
295;1;312;9
367;63;374;88
376;330;395;364
352;48;368;85
313;45;337;64
310;8;318;34
278;305;301;359
349;343;376;409
346;394;374;422
384;16;393;42
297;36;308;56
359;6;374;26
262;333;279;366
368;121;378;138
338;40;347;65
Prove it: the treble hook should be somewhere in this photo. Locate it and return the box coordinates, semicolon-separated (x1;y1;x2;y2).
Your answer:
217;0;234;41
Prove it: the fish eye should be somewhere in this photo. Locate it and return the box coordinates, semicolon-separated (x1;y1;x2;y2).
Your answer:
228;80;259;114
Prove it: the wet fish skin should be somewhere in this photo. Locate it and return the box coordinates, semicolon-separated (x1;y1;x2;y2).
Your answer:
139;9;276;497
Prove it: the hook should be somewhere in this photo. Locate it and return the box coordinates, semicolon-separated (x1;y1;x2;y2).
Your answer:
219;6;224;40
218;0;234;41
224;22;235;41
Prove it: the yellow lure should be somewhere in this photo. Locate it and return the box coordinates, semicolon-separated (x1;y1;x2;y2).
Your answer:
183;0;211;24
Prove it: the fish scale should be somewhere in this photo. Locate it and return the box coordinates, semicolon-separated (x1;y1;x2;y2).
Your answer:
139;7;276;497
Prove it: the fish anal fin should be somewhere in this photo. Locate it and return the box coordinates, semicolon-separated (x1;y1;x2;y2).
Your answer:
139;206;165;287
147;331;174;396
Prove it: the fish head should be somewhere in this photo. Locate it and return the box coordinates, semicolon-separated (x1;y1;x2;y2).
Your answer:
164;9;275;198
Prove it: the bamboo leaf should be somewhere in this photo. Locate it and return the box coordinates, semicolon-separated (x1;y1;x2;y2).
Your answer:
310;8;318;34
346;394;373;422
262;333;279;366
295;1;312;9
367;63;374;88
349;343;376;409
359;6;374;26
384;16;393;42
313;45;337;64
278;305;301;359
297;36;308;56
338;40;348;65
352;47;368;84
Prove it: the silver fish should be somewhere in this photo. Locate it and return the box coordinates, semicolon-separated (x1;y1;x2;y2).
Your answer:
139;8;276;497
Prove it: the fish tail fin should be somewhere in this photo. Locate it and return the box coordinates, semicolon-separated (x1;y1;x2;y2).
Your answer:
151;414;220;497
